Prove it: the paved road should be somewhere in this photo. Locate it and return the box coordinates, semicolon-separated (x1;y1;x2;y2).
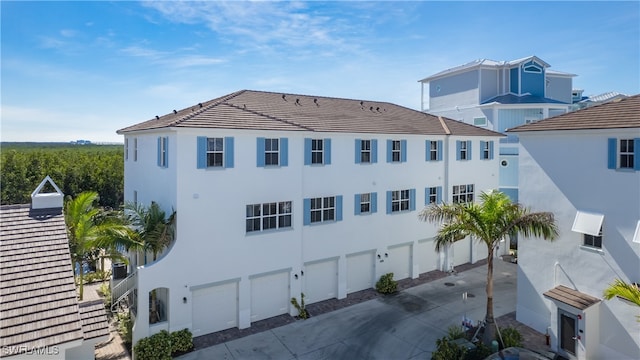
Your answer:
177;260;517;360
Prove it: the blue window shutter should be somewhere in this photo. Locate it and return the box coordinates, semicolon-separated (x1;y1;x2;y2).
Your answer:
425;140;430;162
372;139;378;163
325;138;331;165
635;138;640;170
225;137;234;168
280;138;288;167
303;198;311;225
355;139;361;164
436;186;442;204
467;140;472;160
256;137;265;167
157;137;162;167
607;138;617;169
437;140;443;161
197;136;207;169
489;141;494;160
386;140;392;163
336;195;343;221
409;188;416;211
480;141;486;159
371;192;377;213
401;140;407;162
164;137;168;167
456;141;461;160
354;194;361;215
424;187;429;205
386;191;392;214
304;138;312;165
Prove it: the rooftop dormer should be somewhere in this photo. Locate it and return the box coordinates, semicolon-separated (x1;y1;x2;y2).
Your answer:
31;175;64;210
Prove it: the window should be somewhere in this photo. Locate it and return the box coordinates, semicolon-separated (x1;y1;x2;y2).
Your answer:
157;136;168;168
354;192;377;215
452;184;474;203
304;196;342;224
583;227;602;249
305;138;331;165
360;140;371;163
387;139;407;163
608;138;639;170
620;139;635;169
355;139;377;164
386;189;415;213
425;186;442;205
473;117;487;127
197;137;234;169
246;201;292;233
125;138;129;161
456;140;472;160
257;137;288;167
425;140;443;161
523;63;542;73
134;138;138;161
265;138;279;166
480;141;494;160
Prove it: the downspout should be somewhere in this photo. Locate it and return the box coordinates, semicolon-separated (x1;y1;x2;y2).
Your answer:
438;116;452;271
420;81;425;112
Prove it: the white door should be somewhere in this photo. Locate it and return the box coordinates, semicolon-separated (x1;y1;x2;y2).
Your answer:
304;259;338;304
387;244;412;280
453;238;471;266
191;281;238;337
347;251;375;293
250;271;290;322
417;239;438;274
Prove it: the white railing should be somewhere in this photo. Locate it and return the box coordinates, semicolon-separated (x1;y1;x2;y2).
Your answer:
111;270;137;312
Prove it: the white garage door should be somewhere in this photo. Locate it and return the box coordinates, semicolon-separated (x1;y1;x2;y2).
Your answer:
417;239;438;274
304;258;338;304
453;237;471;266
191;281;238;337
250;271;290;322
346;251;375;293
387;244;412;280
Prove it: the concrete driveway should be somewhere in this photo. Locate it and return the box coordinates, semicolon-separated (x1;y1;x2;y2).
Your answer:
177;260;517;360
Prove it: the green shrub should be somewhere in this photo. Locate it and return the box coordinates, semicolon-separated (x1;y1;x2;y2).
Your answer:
446;325;466;340
134;330;171;360
432;337;467;360
291;293;309;319
376;273;398;294
170;328;193;354
499;326;523;348
116;311;133;345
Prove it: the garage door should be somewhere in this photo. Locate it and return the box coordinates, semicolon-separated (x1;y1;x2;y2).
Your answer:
453;237;471;266
304;258;338;304
346;251;375;293
250;271;290;322
417;239;438;274
387;244;412;280
191;281;238;337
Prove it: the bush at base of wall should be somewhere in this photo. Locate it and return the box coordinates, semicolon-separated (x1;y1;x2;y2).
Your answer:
133;328;193;360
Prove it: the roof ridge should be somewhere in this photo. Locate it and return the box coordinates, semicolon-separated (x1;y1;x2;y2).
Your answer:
438;116;451;135
168;90;248;127
225;103;315;131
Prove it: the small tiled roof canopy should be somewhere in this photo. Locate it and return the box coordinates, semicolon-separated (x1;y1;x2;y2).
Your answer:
508;94;640;132
117;89;503;137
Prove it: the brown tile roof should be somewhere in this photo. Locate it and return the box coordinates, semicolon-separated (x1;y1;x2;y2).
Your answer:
508;94;640;132
0;205;83;355
543;285;601;310
78;300;109;341
117;90;502;137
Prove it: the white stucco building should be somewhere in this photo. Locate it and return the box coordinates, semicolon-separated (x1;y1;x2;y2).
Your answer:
510;95;640;359
115;90;502;346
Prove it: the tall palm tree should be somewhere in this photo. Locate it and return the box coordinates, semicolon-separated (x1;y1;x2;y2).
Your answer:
65;192;140;300
603;279;640;321
125;201;176;263
419;189;558;345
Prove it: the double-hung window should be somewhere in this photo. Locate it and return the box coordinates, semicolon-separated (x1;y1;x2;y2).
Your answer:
355;139;377;164
303;195;343;224
257;137;288;167
456;140;472;161
386;189;415;213
452;184;474;203
197;137;234;168
134;138;138;161
246;201;292;233
608;138;639;170
480;141;494;160
425;140;443;161
157;136;168;168
387;139;407;163
305;138;331;165
425;186;442;205
354;192;377;215
265;138;279;166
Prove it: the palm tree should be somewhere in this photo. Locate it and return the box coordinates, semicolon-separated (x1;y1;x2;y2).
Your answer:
419;189;558;345
125;201;176;263
65;192;141;300
603;279;640;321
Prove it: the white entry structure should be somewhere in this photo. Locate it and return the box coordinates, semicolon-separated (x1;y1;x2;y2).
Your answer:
510;95;640;359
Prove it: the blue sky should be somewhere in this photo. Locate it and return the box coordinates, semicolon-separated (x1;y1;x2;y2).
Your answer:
2;1;638;143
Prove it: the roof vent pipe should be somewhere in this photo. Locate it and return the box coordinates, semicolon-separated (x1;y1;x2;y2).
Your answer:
173;110;177;114
295;98;300;105
314;98;318;106
155;115;159;120
282;94;286;101
198;103;203;108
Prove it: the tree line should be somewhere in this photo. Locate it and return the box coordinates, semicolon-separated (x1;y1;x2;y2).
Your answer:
1;143;124;208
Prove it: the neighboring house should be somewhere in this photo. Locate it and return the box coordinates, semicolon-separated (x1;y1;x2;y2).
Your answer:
115;89;503;345
0;177;109;359
509;95;640;359
418;55;575;204
574;91;630;110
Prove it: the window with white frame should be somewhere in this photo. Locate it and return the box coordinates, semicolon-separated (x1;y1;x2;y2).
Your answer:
312;139;324;164
583;227;602;249
265;138;279;166
125;138;129;161
452;184;474;203
391;190;410;212
207;138;224;167
481;141;491;160
429;141;438;161
391;140;402;162
459;141;468;160
246;201;292;233
311;197;335;223
473;117;487;127
620;139;635;169
134;138;138;161
158;136;168;168
359;193;371;213
360;140;371;163
427;187;438;204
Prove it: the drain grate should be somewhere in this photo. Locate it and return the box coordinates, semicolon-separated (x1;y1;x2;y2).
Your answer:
444;282;455;287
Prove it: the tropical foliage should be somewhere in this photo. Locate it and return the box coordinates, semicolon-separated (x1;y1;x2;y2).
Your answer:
419;189;558;345
125;201;176;263
603;279;640;321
